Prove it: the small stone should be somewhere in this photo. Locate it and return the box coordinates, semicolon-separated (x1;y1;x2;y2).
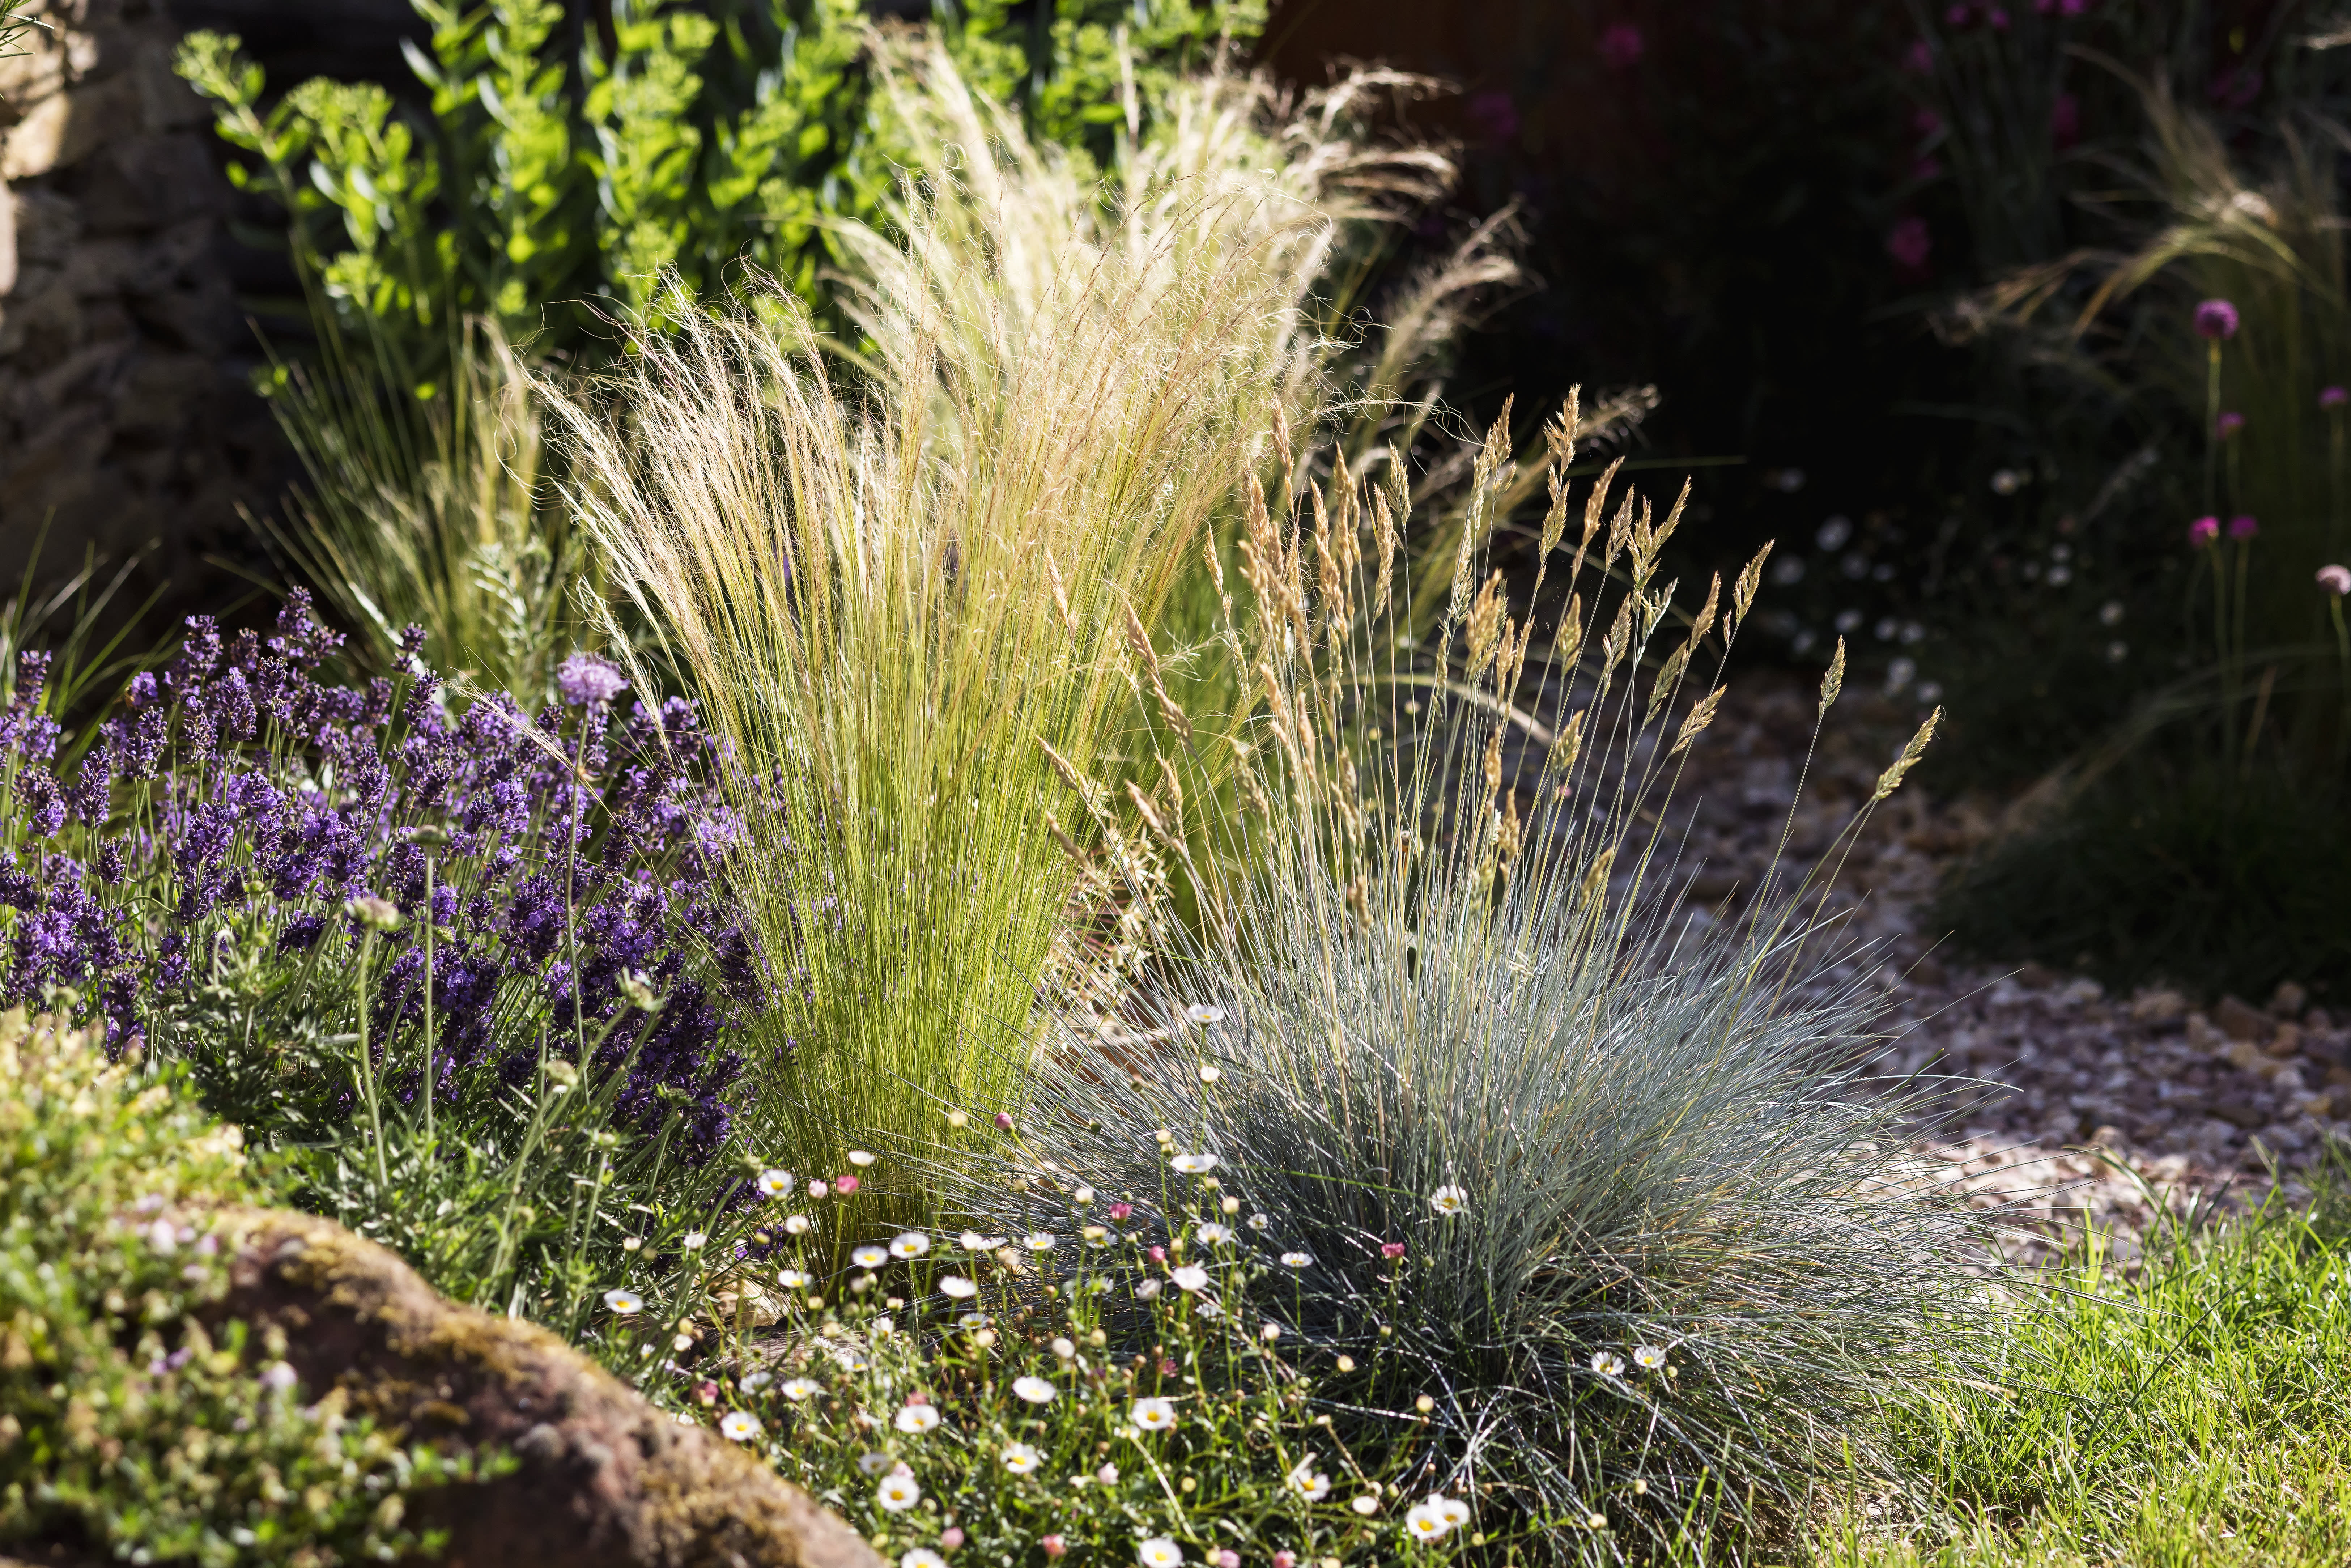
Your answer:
2129;988;2186;1027
2270;981;2310;1018
2214;995;2272;1044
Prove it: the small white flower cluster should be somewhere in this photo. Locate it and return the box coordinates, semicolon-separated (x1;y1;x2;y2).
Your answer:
1403;1493;1471;1541
1590;1343;1671;1377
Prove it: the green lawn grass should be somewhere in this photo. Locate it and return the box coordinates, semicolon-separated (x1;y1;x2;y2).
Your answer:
1818;1158;2351;1567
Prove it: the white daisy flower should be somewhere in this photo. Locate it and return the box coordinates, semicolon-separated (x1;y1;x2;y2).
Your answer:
740;1371;773;1392
1404;1502;1450;1541
1002;1443;1042;1475
1136;1538;1185;1568
781;1378;819;1402
1590;1350;1626;1377
719;1410;764;1441
1024;1232;1056;1252
681;1232;708;1251
1198;1063;1221;1084
1195;1298;1223;1319
1051;1337;1075;1360
1072;1185;1095;1206
778;1268;810;1289
1134;1278;1162;1300
1280;1251;1314;1268
1183;1004;1225;1027
875;1472;922;1513
1433;1495;1471;1528
857;1451;893;1477
603;1288;644;1314
1170;1265;1210;1292
1011;1376;1057;1404
938;1274;979;1299
902;1551;946;1568
1428;1184;1469;1216
1130;1397;1178;1431
1288;1467;1332;1503
851;1245;889;1270
1169;1153;1217;1174
757;1168;794;1198
890;1231;931;1259
1260;1322;1282;1342
958;1312;992;1330
1633;1344;1668;1370
1096;1462;1120;1485
1247;1212;1270;1231
847;1150;877;1167
894;1403;941;1434
1351;1495;1381;1517
783;1215;811;1235
958;1231;991;1251
1195;1223;1232;1245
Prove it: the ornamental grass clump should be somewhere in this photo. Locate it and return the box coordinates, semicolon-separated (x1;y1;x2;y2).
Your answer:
958;404;1982;1559
558;38;1452;1213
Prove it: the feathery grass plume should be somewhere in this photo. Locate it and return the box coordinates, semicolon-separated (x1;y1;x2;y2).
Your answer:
968;409;1986;1559
554;37;1432;1218
266;315;582;697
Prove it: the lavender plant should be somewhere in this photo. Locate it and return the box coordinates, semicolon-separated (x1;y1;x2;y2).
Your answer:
0;593;767;1318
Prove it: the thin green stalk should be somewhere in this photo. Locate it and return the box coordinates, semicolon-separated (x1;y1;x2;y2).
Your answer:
421;850;436;1156
352;930;390;1191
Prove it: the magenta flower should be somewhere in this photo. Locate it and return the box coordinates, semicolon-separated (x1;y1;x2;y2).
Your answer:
2228;514;2259;541
2318;565;2351;595
2051;93;2081;149
1108;1201;1134;1221
2193;298;2240;340
833;1174;859;1195
2215;410;2245;438
1381;1241;1408;1260
1598;22;1646;69
2322;386;2348;410
1147;1244;1167;1263
1987;6;2011;29
994;1110;1014;1130
1886;216;1933;272
2189;515;2221;546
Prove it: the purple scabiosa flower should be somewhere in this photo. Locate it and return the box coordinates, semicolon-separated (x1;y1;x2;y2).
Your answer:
2215;410;2245;439
2189;515;2221;547
2228;514;2259;541
2194;299;2239;340
2321;386;2348;410
557;653;628;709
1886;216;1932;273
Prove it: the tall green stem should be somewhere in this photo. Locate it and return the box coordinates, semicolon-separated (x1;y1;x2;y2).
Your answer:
421;851;436;1156
354;931;390;1190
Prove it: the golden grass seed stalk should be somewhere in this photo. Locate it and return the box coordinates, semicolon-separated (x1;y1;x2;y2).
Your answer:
556;38;1445;1221
985;403;1974;1561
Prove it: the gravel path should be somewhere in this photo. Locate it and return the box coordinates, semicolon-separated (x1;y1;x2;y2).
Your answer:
1676;675;2349;1262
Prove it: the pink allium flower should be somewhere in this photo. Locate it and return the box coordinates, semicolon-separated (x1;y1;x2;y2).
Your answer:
2322;386;2348;410
1887;216;1932;272
1159;1357;1178;1376
1274;1555;1298;1568
1214;1553;1241;1568
2189;515;2221;547
2194;298;2240;340
2318;564;2351;595
1466;90;1520;143
2215;410;2245;438
1381;1241;1408;1260
1109;1201;1134;1221
1041;1537;1067;1559
833;1174;859;1195
2051;93;2081;148
994;1111;1014;1130
1598;23;1646;69
940;1528;966;1551
2228;514;2259;541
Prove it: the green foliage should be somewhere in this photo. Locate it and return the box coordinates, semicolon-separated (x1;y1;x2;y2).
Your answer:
0;1009;472;1566
1825;1157;2351;1566
175;0;1263;382
1936;737;2351;1002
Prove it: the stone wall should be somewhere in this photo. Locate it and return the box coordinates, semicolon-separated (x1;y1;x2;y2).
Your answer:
0;0;277;611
